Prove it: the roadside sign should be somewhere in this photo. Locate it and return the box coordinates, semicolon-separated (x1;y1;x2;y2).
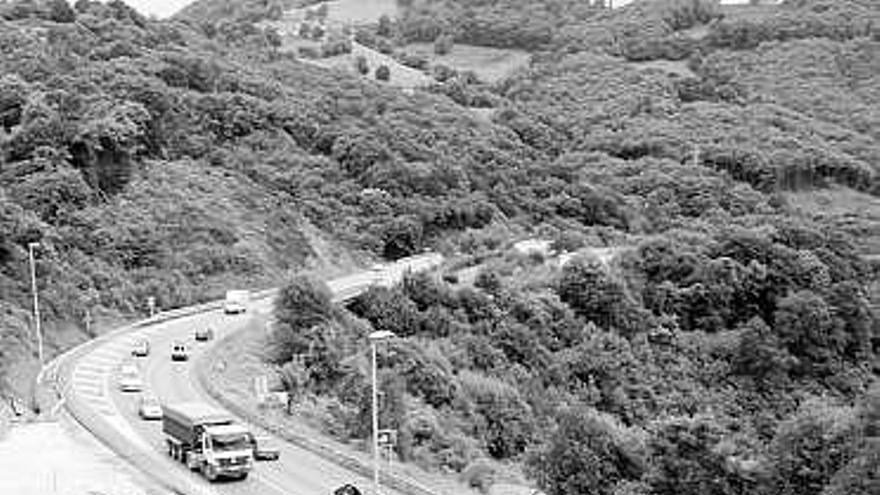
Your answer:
83;309;92;334
378;429;396;447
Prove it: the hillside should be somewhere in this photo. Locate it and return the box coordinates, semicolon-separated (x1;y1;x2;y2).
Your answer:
0;0;878;494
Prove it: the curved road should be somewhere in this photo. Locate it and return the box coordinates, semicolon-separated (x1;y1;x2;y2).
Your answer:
65;254;443;495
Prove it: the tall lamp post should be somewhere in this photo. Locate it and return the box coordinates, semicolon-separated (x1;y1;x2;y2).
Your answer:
369;330;395;495
28;242;44;367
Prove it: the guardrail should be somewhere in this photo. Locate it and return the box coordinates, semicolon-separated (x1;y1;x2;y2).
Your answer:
37;253;443;495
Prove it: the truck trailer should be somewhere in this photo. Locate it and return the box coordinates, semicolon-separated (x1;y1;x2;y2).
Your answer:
162;402;254;481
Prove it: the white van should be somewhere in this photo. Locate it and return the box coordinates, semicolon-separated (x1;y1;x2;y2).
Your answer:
224;290;249;314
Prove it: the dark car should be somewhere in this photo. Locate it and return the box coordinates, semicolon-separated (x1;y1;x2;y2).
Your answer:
252;435;280;461
131;339;150;357
171;341;189;361
194;327;214;342
334;484;362;495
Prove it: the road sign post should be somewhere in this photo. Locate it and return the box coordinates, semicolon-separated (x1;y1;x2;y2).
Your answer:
83;309;92;336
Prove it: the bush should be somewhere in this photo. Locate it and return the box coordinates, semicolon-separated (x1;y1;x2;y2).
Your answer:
768;398;860;495
460;458;497;494
527;406;644;495
433;34;454;55
375;64;391;82
271;275;334;363
354;55;369;75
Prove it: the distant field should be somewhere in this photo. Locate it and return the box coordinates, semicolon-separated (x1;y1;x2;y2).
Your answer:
629;59;696;78
286;0;399;26
785;186;880;254
405;42;531;84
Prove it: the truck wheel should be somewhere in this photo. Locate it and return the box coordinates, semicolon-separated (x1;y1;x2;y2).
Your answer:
204;464;217;482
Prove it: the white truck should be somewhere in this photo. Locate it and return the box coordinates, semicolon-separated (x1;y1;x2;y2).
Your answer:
223;290;249;314
162;402;254;481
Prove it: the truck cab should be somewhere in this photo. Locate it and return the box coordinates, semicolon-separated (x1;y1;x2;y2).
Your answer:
199;424;254;481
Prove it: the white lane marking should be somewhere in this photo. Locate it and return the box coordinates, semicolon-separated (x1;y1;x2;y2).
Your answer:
51;397;66;415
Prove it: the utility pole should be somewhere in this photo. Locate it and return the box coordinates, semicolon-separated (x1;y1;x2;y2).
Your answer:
369;330;395;495
28;242;44;367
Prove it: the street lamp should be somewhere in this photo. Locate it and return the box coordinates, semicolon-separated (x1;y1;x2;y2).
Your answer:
369;330;395;495
27;242;44;367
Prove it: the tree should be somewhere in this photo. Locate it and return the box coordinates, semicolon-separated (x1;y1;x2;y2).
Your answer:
733;316;794;389
272;275;335;363
377;14;393;38
557;256;638;333
527;406;643;495
298;22;310;38
311;24;325;41
433;33;454;55
381;215;422;259
773;290;845;373
354;55;369;75
647;415;757;495
48;0;76;23
375;64;391;81
458;371;535;459
768;398;860;495
315;3;328;20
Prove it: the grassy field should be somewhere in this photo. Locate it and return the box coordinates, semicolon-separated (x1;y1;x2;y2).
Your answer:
629;59;697;78
404;43;531;84
785;186;880;255
284;0;400;26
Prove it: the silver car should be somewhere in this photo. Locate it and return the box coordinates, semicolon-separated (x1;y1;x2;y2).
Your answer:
118;364;143;392
138;393;162;420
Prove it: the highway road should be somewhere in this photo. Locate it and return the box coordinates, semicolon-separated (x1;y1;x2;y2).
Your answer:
63;254;443;495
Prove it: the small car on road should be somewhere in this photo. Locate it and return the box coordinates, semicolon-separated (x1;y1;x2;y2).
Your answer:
194;327;214;342
131;338;150;357
138;393;162;420
334;484;362;495
118;364;143;392
171;341;189;361
251;435;280;461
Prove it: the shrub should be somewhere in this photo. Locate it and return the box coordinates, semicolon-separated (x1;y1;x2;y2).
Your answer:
375;64;391;82
354;55;369;75
527;406;644;495
433;34;454;55
460;458;497;494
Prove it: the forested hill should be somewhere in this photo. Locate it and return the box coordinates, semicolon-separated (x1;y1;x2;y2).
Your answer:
0;0;878;491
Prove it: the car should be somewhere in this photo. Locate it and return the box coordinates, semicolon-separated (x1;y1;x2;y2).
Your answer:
171;341;189;361
138;393;162;420
224;290;249;314
194;327;214;342
131;339;150;357
334;484;362;495
118;364;143;392
251;435;280;461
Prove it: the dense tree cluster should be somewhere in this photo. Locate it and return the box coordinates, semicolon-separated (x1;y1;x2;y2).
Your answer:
264;0;879;490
